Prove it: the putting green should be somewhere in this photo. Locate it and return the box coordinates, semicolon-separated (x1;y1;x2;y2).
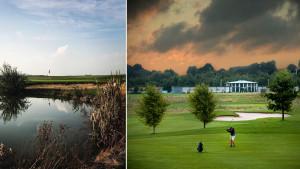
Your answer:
127;93;300;169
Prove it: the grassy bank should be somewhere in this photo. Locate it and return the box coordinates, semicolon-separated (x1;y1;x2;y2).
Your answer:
24;75;125;98
27;75;125;85
127;93;300;169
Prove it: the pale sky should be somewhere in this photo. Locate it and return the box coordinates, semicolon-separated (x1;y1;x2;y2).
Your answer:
128;0;300;75
0;0;126;75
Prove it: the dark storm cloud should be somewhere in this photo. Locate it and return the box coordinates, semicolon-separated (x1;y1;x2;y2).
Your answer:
127;0;175;23
196;0;283;41
227;14;299;52
151;22;194;52
148;0;300;54
290;0;300;19
199;0;281;25
148;21;226;53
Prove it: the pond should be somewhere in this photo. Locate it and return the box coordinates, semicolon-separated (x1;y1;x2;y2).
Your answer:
0;96;92;155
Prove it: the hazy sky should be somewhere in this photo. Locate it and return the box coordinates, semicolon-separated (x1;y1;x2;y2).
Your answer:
0;0;126;75
128;0;300;75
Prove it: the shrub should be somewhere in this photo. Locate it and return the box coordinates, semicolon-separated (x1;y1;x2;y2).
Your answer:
0;63;27;95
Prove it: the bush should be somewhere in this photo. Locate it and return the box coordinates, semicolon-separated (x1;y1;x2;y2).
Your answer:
0;63;27;95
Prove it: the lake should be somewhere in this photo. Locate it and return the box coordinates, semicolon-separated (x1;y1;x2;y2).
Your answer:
0;97;92;155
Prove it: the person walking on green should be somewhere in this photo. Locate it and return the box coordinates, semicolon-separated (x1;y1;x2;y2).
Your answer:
226;127;236;147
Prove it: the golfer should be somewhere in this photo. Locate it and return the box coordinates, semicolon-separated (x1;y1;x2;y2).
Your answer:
226;127;235;147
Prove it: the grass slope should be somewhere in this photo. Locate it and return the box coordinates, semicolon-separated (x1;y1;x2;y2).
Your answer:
127;93;300;169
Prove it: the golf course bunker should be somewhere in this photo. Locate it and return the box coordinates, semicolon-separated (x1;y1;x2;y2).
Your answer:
215;112;291;121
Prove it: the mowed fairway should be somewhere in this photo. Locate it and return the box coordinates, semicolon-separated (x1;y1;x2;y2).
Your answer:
127;93;300;169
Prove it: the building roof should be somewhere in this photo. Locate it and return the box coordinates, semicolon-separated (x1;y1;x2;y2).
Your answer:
226;80;257;84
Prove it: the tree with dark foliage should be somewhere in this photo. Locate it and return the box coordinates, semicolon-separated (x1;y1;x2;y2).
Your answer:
264;70;297;120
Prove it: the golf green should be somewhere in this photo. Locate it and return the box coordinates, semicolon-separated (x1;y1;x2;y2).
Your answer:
127;93;300;169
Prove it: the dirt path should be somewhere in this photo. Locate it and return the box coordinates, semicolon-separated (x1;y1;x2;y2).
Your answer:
26;83;105;90
215;112;291;121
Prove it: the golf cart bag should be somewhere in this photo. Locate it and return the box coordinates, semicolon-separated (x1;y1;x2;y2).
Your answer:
197;142;203;152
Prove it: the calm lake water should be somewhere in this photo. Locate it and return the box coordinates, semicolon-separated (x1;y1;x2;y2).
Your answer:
0;97;92;154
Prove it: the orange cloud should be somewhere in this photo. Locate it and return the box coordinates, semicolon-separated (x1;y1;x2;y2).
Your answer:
128;0;300;75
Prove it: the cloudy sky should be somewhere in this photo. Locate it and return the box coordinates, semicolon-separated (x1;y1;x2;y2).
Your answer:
128;0;300;75
0;0;126;75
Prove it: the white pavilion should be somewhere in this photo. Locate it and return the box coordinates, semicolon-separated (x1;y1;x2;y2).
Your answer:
226;80;258;92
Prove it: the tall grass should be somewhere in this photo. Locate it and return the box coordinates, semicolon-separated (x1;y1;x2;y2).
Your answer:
90;77;126;166
0;143;13;161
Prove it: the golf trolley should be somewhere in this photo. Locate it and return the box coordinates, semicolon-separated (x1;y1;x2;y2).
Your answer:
197;141;204;152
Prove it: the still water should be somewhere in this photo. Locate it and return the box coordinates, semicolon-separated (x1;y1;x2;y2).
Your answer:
0;97;92;154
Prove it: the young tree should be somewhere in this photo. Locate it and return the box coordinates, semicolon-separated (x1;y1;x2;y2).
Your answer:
188;83;216;128
265;70;297;120
136;85;169;134
0;63;27;95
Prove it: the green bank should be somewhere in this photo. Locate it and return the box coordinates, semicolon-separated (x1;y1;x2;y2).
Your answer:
24;75;125;97
27;74;125;85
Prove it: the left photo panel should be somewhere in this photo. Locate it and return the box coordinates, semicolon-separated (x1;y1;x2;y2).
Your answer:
0;0;126;168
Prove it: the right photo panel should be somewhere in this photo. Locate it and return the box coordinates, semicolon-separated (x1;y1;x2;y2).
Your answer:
127;0;300;168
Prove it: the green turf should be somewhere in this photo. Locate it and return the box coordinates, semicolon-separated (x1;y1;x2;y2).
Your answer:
127;93;300;169
27;75;125;85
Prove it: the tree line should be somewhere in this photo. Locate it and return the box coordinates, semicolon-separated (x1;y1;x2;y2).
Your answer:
128;60;300;92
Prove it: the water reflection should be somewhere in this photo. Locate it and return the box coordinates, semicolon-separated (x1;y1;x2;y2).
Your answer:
46;98;92;117
0;95;91;124
0;95;30;123
0;97;92;155
71;100;91;116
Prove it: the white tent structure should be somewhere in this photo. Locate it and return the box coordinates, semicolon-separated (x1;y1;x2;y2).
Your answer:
226;80;258;92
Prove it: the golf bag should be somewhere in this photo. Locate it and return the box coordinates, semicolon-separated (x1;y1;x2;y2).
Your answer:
197;142;203;152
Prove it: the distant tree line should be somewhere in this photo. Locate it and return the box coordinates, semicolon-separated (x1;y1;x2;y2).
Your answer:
128;60;300;92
